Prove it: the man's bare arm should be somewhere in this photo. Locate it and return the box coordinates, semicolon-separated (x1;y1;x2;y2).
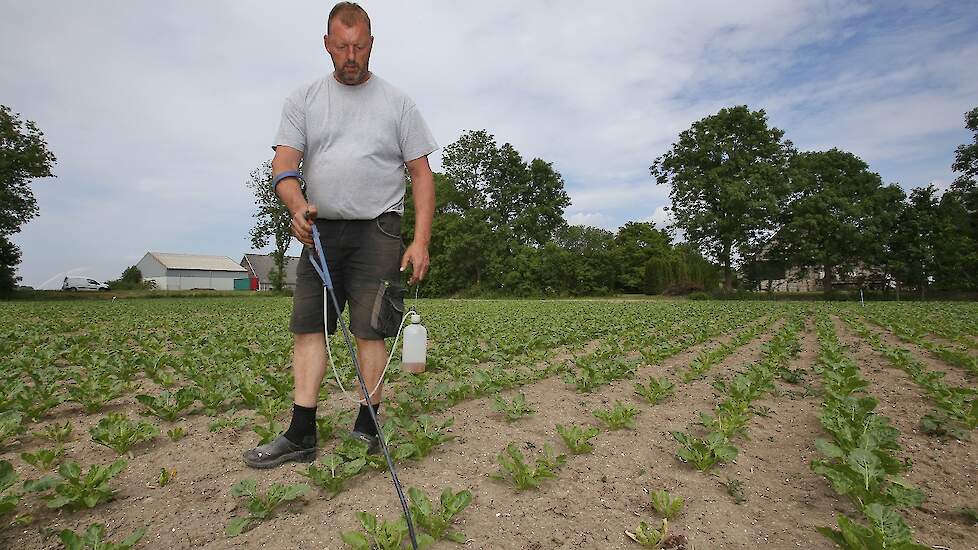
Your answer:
272;145;317;246
401;155;435;283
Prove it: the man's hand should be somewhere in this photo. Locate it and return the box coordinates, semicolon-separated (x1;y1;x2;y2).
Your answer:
400;240;429;285
291;204;318;247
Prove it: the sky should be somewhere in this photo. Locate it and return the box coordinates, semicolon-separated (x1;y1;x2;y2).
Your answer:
2;1;976;288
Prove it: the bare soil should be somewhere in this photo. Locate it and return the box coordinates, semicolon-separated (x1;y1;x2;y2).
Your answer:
3;318;977;550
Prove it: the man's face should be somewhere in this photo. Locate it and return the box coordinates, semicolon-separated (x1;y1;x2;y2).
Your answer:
324;20;373;85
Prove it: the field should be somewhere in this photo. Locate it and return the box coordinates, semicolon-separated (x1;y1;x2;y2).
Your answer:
1;297;977;549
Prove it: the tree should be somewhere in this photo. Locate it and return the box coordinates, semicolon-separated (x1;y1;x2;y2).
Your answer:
437;130;571;293
651;106;794;290
888;186;940;298
611;221;672;293
952;107;978;187
246;160;292;291
107;265;154;290
774;149;902;290
0;105;57;292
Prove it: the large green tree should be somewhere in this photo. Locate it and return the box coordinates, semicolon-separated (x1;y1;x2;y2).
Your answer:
888;186;940;298
611;221;672;293
438;130;570;292
246;160;292;291
774;149;903;289
0;106;56;292
952;107;978;187
651;106;794;289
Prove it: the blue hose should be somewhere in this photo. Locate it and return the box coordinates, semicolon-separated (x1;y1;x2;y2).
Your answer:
308;222;420;549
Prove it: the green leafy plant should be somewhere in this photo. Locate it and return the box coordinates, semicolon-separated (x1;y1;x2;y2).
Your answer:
593;401;639;430
556;424;600;454
0;411;25;449
135;388;197;422
398;415;456;459
625;518;668;548
58;523;146;550
20;447;65;471
208;413;249;433
252;420;284;446
817;505;930;550
919;413;969;441
341;511;435;550
633;377;675;405
66;372;128;413
1;460;20;522
316;409;354;441
36;421;73;444
672;431;738;471
90;414;159;455
492;392;535;422
491;443;565;491
959;507;978;524
300;454;366;499
722;477;746;504
650;489;683;519
23;459;127;511
226;479;310;537
166;427;187;442
407;486;473;543
155;467;175;488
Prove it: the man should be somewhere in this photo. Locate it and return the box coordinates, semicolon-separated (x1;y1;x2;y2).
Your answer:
243;2;437;469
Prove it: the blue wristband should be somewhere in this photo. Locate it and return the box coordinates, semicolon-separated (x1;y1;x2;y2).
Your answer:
272;170;302;191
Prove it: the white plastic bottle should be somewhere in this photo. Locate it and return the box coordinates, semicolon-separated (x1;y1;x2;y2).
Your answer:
402;312;427;374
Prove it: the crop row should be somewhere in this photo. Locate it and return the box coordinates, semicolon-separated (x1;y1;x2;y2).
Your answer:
810;314;928;549
841;314;978;440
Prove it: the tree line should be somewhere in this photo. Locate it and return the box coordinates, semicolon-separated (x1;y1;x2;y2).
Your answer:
651;105;978;297
245;105;978;298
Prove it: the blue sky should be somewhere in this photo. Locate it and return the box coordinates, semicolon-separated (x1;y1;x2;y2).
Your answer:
2;0;976;287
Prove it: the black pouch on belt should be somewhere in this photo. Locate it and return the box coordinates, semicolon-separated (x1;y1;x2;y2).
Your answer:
370;280;406;338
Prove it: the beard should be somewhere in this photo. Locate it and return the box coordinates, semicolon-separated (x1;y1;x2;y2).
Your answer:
336;61;369;85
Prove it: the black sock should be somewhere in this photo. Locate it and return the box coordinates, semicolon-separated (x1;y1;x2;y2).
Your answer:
353;403;381;436
283;403;317;447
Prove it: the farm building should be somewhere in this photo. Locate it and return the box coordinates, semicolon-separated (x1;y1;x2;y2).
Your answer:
240;253;300;291
136;252;248;290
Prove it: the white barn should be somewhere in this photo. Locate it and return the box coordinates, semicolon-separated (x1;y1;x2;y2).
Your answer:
136;252;248;291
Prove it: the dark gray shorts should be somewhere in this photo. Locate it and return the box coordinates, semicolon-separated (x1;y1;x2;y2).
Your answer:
290;213;404;340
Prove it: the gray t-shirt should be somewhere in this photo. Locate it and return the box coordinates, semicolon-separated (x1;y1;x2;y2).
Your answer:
273;73;438;220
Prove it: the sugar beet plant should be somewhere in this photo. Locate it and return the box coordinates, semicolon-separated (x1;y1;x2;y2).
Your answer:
407;486;473;544
811;314;928;549
341;511;435;550
593;401;639;430
90;413;159;455
23;459;127;511
556;424;600;454
492;443;566;491
226;478;310;537
135;387;197;422
58;523;146;550
300;454;366;499
1;460;20;524
492;392;535;422
633;376;675;405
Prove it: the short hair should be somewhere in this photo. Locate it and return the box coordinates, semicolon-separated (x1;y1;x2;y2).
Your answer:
328;2;371;34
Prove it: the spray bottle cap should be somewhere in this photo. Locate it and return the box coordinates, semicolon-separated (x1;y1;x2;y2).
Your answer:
410;313;421;324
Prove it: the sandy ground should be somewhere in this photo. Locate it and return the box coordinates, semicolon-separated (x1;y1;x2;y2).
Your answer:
3;316;977;550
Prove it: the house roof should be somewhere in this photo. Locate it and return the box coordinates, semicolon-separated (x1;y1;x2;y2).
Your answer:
241;253;300;283
148;252;248;272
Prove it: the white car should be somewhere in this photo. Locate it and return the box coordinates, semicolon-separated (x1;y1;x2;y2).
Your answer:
62;276;110;292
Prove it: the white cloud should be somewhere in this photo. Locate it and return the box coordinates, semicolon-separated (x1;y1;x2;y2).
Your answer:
566;212;613;229
2;1;975;285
